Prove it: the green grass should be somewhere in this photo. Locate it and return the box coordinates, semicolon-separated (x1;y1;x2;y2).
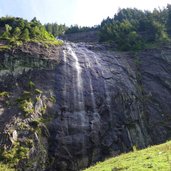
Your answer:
0;39;63;52
29;39;64;47
84;141;171;171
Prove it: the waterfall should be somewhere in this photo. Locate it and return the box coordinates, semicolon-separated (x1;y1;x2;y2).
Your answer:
62;48;71;135
52;42;153;170
63;43;87;157
67;44;85;112
63;49;68;105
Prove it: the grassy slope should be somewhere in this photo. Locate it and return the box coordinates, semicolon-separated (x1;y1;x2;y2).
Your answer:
84;141;171;171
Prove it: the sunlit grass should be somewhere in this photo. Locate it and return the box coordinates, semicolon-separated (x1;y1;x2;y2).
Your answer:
30;39;64;46
84;141;171;171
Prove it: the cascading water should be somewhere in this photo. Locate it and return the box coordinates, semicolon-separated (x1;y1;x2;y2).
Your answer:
52;42;151;171
62;43;87;158
67;44;85;112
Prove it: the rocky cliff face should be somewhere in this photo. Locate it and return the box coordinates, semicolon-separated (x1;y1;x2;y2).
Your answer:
0;42;171;171
60;31;99;42
0;43;62;170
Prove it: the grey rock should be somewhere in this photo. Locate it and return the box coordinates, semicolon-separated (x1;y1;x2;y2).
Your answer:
12;130;18;142
1;42;171;171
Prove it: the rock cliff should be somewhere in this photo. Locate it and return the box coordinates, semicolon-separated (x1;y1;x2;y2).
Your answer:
60;31;99;42
0;42;171;171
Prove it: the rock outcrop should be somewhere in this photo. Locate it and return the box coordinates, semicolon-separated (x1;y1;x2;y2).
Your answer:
0;42;171;171
0;43;61;171
60;31;99;43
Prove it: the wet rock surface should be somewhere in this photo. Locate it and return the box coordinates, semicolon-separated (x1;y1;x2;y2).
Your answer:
48;43;171;170
0;42;171;171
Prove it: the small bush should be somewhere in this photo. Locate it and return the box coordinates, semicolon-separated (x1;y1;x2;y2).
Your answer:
0;163;15;171
28;81;35;89
49;96;56;103
0;91;9;98
2;142;29;167
35;89;43;94
19;99;34;115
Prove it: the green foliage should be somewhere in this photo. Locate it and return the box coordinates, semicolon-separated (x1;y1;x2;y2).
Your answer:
0;91;9;98
100;6;171;51
20;28;30;41
19;99;34;115
84;141;171;171
28;81;35;89
5;24;12;32
16;81;47;116
0;16;63;48
133;145;138;152
13;27;21;39
1;142;29;167
35;89;43;95
0;163;15;171
1;24;12;39
44;23;67;37
49;96;56;103
44;23;99;36
65;25;99;34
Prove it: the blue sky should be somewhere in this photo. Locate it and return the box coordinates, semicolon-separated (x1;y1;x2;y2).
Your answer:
0;0;170;26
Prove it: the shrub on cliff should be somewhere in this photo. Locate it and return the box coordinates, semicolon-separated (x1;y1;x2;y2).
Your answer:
0;16;63;48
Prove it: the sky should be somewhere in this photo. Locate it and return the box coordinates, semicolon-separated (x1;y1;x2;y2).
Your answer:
0;0;170;26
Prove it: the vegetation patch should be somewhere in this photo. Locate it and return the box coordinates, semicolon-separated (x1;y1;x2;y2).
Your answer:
0;163;15;171
99;5;171;51
0;91;9;98
0;142;30;167
19;99;34;115
16;81;45;116
84;141;171;171
0;16;63;50
35;88;43;95
49;95;56;103
0;81;53;170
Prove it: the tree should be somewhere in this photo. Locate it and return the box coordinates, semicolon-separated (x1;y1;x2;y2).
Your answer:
30;26;40;38
0;16;59;45
20;28;30;41
1;24;12;39
31;17;41;26
99;6;171;51
18;19;25;30
151;21;166;41
13;27;21;39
